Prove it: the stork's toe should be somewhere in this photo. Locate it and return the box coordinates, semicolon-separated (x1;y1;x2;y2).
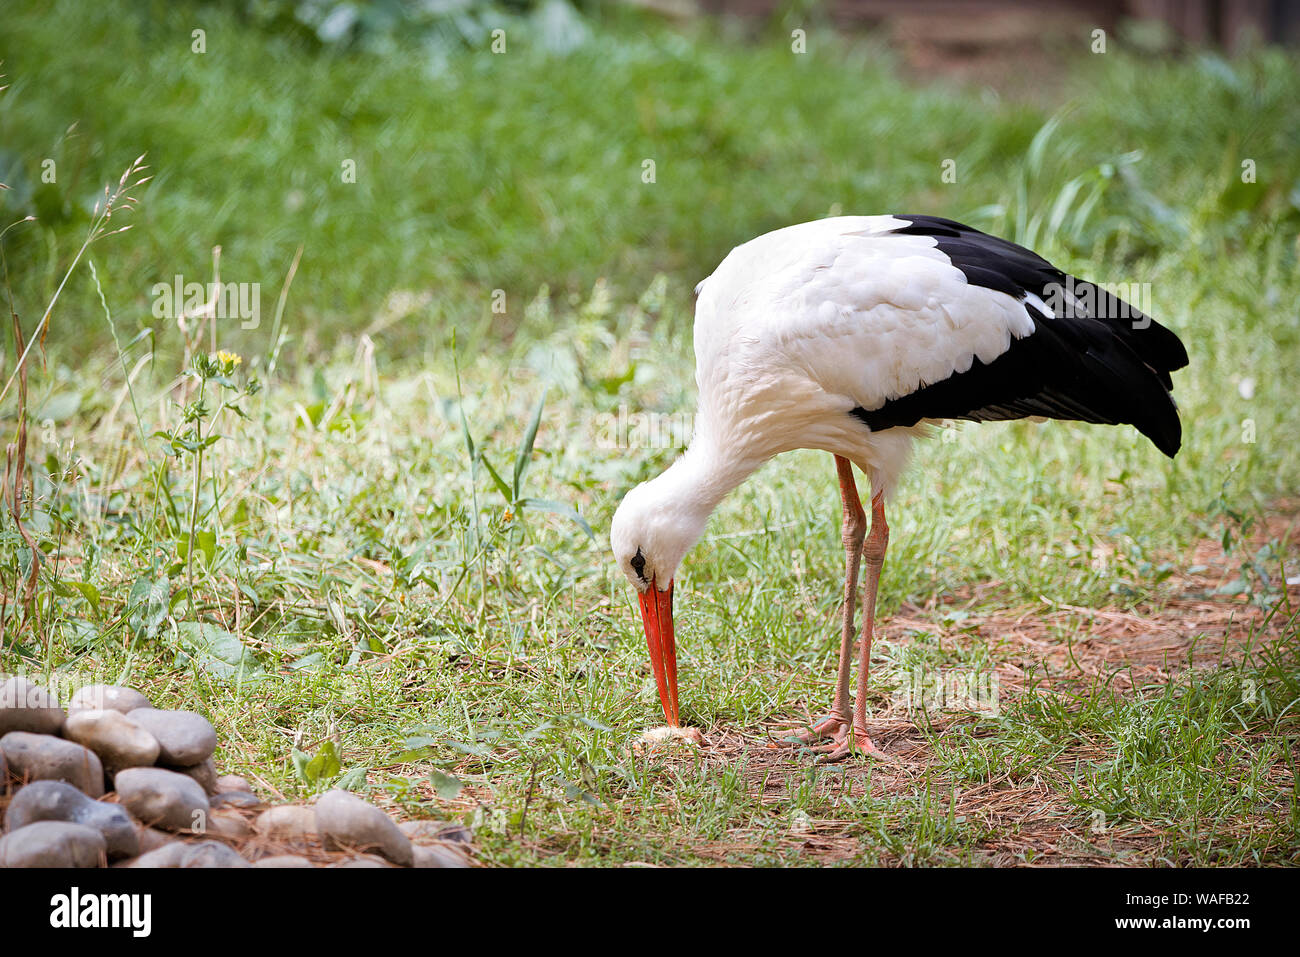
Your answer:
780;712;850;746
813;729;889;764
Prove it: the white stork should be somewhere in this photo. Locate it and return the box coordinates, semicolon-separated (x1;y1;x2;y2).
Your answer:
610;214;1189;762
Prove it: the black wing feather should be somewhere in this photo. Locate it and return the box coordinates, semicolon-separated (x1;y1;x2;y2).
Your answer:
852;215;1190;457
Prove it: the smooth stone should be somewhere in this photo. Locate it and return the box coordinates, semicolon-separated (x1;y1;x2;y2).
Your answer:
412;843;471;868
169;756;219;795
0;821;105;867
211;790;261;809
399;820;472;844
0;731;104;797
0;677;65;735
332;854;392;868
205;810;251;841
252;855;314;868
215;774;250;793
128;840;249;868
62;709;160;771
3;780;138;859
67;684;152;715
114;767;209;832
437;824;473;844
314;790;413;866
255;805;317;841
123;708;216;766
135;825;174;855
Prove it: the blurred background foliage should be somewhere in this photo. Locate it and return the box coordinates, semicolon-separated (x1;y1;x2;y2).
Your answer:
209;0;598;54
1;0;1298;371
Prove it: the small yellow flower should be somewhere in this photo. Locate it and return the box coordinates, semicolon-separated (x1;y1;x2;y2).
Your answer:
216;350;242;367
503;507;514;523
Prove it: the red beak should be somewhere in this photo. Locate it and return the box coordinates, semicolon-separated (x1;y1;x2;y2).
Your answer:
637;579;679;726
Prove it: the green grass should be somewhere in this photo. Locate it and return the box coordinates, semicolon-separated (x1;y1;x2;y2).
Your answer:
5;0;1298;362
1;1;1299;865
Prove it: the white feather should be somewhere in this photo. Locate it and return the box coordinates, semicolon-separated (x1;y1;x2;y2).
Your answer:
612;216;1035;588
690;216;1030;485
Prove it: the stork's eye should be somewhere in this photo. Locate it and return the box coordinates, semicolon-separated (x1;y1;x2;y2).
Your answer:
630;548;647;581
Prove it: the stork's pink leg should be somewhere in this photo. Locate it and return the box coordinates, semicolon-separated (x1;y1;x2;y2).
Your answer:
814;492;889;763
788;455;862;745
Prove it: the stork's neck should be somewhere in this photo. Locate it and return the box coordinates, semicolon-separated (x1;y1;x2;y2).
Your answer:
651;435;763;524
611;430;768;587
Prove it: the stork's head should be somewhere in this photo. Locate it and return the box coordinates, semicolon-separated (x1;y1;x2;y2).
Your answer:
610;470;712;726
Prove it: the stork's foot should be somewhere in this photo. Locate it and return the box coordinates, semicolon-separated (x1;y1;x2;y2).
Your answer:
811;725;890;764
781;711;850;746
781;713;891;763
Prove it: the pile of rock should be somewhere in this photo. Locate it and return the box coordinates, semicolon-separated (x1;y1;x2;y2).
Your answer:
0;677;471;868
